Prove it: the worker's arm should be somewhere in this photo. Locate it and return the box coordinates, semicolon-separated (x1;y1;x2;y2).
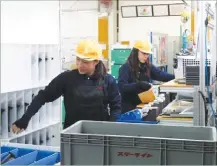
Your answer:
151;65;175;82
107;75;121;121
118;64;151;94
13;72;67;130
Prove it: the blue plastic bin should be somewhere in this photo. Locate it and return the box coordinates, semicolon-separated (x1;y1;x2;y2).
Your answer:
30;152;60;165
116;119;159;124
119;109;142;121
1;147;16;160
1;147;16;153
117;109;159;124
1;147;34;164
1;146;60;165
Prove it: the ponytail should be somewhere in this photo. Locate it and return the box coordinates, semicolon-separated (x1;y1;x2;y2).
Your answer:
93;60;107;79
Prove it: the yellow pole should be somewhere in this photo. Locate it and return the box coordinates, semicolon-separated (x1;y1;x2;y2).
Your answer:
191;9;195;43
98;16;109;59
208;28;210;42
207;16;211;42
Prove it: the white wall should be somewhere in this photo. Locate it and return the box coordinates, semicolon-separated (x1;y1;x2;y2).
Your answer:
119;0;190;41
1;2;61;144
1;1;59;44
118;0;192;73
60;1;99;63
1;1;60;92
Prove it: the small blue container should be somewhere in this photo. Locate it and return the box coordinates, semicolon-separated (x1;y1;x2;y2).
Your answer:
117;109;159;124
119;109;142;121
117;119;159;124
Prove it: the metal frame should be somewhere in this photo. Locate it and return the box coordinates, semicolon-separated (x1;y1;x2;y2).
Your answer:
194;1;217;126
191;2;216;126
197;1;206;126
160;87;195;94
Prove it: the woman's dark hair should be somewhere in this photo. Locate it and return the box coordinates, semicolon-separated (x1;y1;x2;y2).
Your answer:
127;48;151;81
93;60;107;79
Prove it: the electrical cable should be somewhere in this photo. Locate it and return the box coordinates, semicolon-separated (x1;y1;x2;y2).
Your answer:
198;91;208;126
204;13;216;122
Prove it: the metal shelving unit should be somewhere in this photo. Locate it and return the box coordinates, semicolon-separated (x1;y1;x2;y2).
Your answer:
159;1;217;127
0;44;61;146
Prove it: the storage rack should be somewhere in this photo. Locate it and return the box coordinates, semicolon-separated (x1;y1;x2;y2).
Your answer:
0;43;61;146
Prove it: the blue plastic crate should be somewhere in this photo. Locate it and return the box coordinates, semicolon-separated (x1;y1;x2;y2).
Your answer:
117;109;159;124
116;119;159;124
0;146;60;165
1;147;34;164
1;147;17;161
30;152;60;165
1;147;16;153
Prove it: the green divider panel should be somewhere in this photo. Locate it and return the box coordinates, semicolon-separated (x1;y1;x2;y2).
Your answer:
111;64;122;79
111;49;131;64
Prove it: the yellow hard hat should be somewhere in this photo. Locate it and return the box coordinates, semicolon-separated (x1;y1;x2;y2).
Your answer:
75;40;102;61
133;40;153;54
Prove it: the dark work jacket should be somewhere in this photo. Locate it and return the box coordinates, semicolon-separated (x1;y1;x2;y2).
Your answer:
118;63;175;113
15;70;121;129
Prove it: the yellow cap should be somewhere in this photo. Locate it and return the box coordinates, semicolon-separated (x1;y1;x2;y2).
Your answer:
75;40;102;61
180;10;190;23
133;40;153;54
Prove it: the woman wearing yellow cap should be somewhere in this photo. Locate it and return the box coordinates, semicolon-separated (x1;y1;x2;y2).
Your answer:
118;40;175;113
12;40;121;133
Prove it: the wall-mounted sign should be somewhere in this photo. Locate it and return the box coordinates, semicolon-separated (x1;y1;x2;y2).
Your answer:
121;6;137;18
137;5;152;17
121;3;186;18
153;5;168;16
170;3;186;16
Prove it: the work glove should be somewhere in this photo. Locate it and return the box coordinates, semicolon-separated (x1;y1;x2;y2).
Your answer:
137;81;152;91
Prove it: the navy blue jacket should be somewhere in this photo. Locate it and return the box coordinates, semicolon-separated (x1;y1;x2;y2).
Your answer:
14;70;121;129
118;63;175;113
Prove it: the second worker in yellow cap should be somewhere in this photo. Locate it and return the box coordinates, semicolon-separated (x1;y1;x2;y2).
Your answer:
12;39;121;133
118;40;175;113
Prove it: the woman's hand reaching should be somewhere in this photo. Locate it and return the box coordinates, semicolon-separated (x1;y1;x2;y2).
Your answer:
12;118;29;134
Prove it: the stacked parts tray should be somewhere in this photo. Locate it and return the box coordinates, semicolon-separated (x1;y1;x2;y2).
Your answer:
185;65;210;86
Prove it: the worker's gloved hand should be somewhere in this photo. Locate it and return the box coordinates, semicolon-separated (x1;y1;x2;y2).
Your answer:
12;116;30;134
138;81;152;91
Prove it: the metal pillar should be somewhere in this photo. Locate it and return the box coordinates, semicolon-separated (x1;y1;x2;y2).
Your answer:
193;87;201;126
194;1;217;127
208;2;217;127
198;1;206;126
